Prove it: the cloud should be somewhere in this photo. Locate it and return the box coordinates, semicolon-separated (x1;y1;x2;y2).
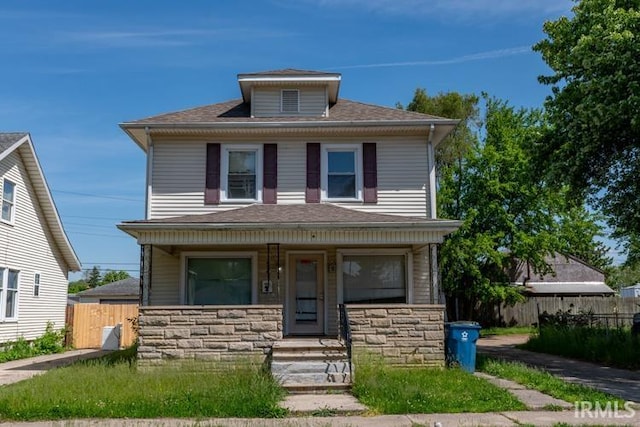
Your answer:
53;27;294;49
297;0;572;19
331;45;531;70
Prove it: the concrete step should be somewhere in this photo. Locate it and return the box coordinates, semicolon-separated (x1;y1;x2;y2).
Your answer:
275;371;351;385
282;382;352;394
271;350;348;361
271;360;350;375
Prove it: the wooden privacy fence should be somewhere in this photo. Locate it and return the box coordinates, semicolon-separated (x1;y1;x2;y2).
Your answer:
493;296;640;327
66;303;138;349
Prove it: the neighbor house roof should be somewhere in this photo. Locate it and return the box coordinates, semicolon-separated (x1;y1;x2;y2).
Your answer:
524;283;615;295
75;277;140;297
0;133;81;271
121;203;459;226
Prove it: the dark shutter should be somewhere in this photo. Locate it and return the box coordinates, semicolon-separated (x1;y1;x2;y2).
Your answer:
306;143;321;203
363;143;378;203
263;144;277;204
205;143;220;204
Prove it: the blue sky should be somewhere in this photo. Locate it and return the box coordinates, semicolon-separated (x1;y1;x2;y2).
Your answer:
4;0;619;280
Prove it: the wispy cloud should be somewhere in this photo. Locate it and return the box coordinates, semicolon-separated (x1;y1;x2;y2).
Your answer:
331;46;531;70
296;0;571;19
53;27;294;49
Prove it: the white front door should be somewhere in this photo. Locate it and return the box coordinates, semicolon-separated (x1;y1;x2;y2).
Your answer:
287;253;324;335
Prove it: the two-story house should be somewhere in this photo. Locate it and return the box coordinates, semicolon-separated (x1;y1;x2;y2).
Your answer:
118;69;461;373
0;133;81;344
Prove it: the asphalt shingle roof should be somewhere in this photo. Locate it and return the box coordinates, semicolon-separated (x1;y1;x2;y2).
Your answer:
123;203;435;225
126;98;445;125
75;277;140;297
0;133;28;155
239;68;338;76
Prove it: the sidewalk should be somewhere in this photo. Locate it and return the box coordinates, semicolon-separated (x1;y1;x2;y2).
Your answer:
477;334;640;403
0;349;109;385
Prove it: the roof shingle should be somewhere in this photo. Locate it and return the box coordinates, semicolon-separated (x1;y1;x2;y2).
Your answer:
0;133;28;155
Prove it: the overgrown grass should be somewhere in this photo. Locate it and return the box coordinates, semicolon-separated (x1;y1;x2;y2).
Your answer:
522;326;640;370
477;355;625;406
0;322;66;363
0;348;287;421
351;353;526;414
480;326;535;337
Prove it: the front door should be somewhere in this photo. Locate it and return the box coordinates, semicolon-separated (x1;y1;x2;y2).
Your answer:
287;253;324;335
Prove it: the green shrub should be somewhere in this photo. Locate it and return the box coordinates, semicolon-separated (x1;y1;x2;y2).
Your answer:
523;325;640;369
0;322;66;363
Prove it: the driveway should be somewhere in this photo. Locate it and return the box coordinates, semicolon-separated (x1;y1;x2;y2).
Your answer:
477;334;640;403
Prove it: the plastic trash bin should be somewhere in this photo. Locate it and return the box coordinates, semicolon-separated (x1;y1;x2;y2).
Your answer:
444;321;481;373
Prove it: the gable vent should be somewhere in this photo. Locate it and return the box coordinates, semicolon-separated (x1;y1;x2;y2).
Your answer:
281;89;299;113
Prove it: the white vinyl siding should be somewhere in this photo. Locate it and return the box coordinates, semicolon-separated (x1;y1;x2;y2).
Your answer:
0;151;70;342
253;87;327;117
149;249;180;305
149;138;430;219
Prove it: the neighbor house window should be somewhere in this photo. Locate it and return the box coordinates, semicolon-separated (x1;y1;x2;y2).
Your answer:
34;272;40;297
221;146;262;202
341;253;407;304
281;89;299;113
321;145;362;201
184;254;256;305
0;268;19;320
1;179;16;223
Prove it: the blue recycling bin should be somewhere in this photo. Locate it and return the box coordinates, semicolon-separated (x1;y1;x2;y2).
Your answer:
445;321;481;373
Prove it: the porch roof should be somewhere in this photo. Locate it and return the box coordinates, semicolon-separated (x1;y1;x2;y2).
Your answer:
117;204;462;245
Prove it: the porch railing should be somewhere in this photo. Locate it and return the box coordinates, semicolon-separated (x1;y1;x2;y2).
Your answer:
338;303;353;378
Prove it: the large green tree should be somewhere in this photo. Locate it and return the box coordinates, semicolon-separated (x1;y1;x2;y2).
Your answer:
102;270;131;284
533;0;640;264
405;92;610;321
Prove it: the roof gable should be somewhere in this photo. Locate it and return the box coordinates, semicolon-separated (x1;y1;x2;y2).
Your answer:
0;133;81;271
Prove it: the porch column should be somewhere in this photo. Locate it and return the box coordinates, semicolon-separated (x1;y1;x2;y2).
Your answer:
430;244;440;304
140;244;152;306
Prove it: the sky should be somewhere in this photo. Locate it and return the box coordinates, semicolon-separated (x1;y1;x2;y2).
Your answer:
3;0;621;280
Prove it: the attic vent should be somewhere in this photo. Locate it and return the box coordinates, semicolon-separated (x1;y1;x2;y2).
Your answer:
281;89;299;113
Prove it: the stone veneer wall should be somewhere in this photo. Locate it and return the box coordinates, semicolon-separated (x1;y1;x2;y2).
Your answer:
347;304;445;366
137;305;283;364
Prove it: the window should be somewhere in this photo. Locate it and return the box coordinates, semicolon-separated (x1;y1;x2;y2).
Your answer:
1;179;16;223
221;145;263;202
281;90;299;113
34;272;40;297
0;268;19;320
341;254;407;304
321;145;362;201
184;254;256;305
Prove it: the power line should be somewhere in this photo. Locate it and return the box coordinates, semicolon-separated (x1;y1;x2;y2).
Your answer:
66;222;119;229
52;189;142;202
67;231;132;239
64;215;130;221
82;262;139;265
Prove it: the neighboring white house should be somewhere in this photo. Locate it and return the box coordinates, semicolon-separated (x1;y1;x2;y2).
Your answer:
118;69;461;366
0;133;81;343
621;284;640;298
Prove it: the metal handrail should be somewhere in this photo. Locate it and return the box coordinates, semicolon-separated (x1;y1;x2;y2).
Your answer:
338;303;353;380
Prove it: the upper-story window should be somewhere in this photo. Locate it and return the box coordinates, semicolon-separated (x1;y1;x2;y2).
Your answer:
221;145;263;202
321;145;362;201
34;272;41;297
1;179;16;224
281;90;299;113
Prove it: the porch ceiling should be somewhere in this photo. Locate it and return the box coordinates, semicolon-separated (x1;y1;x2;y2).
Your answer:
117;204;461;245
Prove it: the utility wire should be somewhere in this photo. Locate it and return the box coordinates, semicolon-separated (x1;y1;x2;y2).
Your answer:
52;189;142;202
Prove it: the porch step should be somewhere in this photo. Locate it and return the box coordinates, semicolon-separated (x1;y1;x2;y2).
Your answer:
270;338;353;394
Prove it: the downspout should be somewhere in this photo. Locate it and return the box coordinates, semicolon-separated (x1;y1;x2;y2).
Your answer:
145;127;153;220
427;124;440;305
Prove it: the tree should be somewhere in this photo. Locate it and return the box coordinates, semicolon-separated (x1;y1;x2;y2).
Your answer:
404;90;611;321
102;270;131;284
533;0;640;264
68;279;89;294
85;266;102;288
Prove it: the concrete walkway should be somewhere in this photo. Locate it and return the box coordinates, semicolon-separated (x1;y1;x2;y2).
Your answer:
0;349;109;385
477;334;640;403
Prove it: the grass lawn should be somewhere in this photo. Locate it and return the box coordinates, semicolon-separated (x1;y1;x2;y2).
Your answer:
0;347;287;421
480;326;535;337
477;355;625;406
351;353;526;414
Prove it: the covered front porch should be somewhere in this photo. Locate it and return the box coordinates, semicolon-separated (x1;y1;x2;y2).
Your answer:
119;204;459;365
